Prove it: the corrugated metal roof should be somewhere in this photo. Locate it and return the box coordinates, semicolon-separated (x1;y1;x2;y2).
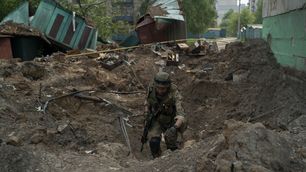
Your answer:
151;0;184;21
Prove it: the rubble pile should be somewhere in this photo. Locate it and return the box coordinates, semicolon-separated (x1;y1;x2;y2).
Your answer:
0;21;45;38
0;40;306;171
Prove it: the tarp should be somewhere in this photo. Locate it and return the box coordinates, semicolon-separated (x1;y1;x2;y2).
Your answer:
119;31;139;47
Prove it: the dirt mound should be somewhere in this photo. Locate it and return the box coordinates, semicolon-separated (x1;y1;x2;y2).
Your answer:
126;120;306;172
217;120;302;172
0;39;306;171
0;145;41;172
21;62;46;80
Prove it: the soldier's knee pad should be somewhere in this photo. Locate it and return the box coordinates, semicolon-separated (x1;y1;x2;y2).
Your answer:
149;137;161;155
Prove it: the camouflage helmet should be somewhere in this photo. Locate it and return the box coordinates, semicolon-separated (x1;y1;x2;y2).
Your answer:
154;71;171;86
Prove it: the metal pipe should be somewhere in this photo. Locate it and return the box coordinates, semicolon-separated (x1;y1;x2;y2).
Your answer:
237;0;241;38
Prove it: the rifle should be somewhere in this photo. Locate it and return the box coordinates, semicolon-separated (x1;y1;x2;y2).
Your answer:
140;107;161;152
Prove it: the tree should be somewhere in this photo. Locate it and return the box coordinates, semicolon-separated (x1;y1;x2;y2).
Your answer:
254;0;263;24
0;0;40;21
56;0;130;39
220;9;234;28
225;8;255;36
139;0;156;16
183;0;217;34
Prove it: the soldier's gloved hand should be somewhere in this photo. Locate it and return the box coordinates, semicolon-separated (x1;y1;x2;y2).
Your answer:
165;126;177;137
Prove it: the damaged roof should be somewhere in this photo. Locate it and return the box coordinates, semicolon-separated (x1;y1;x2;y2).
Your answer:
0;21;50;43
149;0;184;21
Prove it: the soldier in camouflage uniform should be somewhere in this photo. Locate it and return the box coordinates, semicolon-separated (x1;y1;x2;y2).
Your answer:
143;71;187;158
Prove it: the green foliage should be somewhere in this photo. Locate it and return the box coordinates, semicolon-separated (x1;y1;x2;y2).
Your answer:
254;0;263;24
139;0;156;16
220;9;234;28
0;0;131;39
183;0;217;34
56;0;130;39
0;0;22;21
221;8;256;36
0;0;40;20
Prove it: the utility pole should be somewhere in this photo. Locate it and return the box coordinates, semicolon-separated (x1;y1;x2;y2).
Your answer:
237;0;241;38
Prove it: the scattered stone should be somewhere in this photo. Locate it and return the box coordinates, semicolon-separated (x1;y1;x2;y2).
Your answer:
57;123;69;133
216;120;297;172
47;128;58;135
30;133;44;144
7;135;21;146
183;140;196;149
20;62;45;80
0;145;40;171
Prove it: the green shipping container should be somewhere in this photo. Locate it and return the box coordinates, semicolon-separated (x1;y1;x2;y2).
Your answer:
31;0;97;50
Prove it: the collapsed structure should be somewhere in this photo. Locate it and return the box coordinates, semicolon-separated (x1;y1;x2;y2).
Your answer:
0;0;97;60
0;39;306;171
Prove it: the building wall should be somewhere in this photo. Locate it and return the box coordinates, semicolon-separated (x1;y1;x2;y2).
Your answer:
249;0;259;12
263;9;306;71
263;0;306;17
216;0;238;25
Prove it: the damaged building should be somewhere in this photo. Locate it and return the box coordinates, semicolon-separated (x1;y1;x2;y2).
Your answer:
0;0;97;60
135;0;186;44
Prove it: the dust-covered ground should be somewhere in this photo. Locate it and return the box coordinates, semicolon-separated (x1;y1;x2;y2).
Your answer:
0;40;306;172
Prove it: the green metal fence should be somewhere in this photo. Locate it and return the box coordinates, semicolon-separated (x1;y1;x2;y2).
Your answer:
263;9;306;71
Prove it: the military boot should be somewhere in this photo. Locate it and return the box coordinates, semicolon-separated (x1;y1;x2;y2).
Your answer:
149;137;161;158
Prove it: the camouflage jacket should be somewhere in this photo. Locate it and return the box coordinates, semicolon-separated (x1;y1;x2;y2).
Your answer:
146;83;185;127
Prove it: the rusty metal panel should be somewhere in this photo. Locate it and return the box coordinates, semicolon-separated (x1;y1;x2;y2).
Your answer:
49;14;64;39
0;37;13;59
136;16;186;44
166;20;186;41
63;21;78;45
77;26;92;49
136;22;156;44
155;20;186;42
